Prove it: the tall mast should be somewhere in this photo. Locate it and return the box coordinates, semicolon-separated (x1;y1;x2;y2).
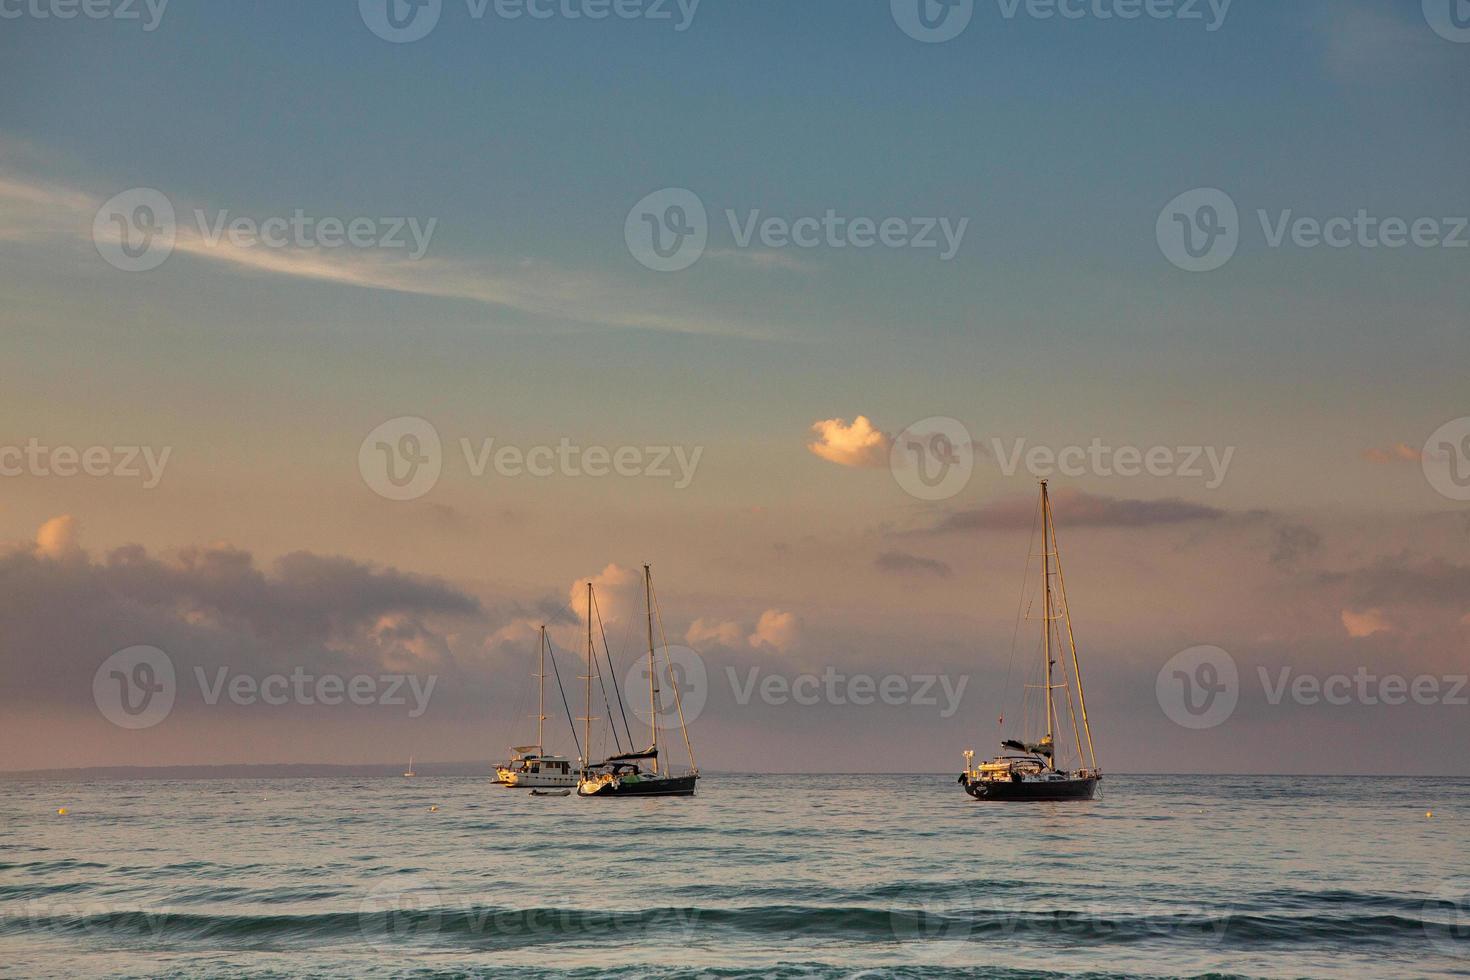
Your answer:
583;582;593;771
1052;502;1099;771
645;563;660;775
1041;481;1055;764
536;626;546;752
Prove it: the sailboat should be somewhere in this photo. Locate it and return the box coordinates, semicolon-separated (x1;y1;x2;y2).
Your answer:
578;565;700;798
495;626;579;788
959;481;1102;802
403;757;415;778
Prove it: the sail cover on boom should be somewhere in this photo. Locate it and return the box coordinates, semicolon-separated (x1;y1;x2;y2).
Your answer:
1002;739;1054;758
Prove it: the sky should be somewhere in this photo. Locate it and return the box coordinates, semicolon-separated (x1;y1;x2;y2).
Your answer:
1;0;1467;774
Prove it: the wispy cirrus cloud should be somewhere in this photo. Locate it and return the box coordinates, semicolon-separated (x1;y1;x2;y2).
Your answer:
0;167;777;340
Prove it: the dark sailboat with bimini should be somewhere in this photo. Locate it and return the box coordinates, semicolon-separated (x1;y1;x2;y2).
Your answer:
960;481;1102;802
578;565;699;798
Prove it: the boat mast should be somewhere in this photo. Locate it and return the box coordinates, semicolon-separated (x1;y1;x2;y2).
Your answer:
1041;481;1056;768
536;626;546;753
582;583;593;772
1051;502;1099;771
645;563;660;775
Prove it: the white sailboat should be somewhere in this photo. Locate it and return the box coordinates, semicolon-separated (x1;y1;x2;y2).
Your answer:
495;626;579;788
403;757;415;778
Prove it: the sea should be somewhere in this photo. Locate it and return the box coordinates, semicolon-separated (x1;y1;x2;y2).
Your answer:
1;774;1467;978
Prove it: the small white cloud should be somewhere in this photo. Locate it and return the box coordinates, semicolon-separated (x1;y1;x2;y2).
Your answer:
749;609;799;653
568;564;640;627
807;416;892;468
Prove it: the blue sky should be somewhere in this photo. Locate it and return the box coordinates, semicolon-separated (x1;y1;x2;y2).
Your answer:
1;0;1468;772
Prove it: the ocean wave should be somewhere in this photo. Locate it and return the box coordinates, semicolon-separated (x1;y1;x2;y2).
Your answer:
0;902;1442;949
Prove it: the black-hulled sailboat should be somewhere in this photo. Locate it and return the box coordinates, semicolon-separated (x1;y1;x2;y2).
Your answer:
960;481;1102;802
578;565;699;798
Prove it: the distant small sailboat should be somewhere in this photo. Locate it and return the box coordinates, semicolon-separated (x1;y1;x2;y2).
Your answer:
578;566;700;798
959;481;1102;802
403;757;416;778
495;626;580;789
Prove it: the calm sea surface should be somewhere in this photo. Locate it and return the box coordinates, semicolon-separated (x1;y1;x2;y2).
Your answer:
1;774;1467;978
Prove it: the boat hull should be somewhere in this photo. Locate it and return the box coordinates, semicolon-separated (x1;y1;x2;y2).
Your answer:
578;773;698;797
498;769;577;788
962;775;1098;802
